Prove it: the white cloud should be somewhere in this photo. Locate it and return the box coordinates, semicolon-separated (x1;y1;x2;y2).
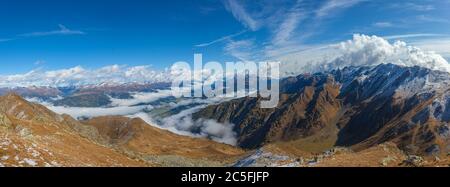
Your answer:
279;34;450;76
196;119;237;145
20;24;85;37
121;96;239;145
158;105;237;145
0;65;170;87
31;98;150;120
410;37;450;59
110;90;174;107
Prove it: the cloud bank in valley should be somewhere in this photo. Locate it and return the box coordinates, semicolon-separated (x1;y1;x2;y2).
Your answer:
156;106;237;145
29;98;151;120
27;91;239;145
109;90;174;107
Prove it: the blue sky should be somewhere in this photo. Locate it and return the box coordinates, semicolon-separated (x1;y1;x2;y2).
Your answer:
0;0;449;74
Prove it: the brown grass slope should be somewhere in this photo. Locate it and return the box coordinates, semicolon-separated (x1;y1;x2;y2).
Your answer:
0;93;147;166
82;116;244;166
0;93;244;167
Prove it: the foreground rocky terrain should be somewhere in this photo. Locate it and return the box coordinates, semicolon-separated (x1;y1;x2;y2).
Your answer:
234;142;449;167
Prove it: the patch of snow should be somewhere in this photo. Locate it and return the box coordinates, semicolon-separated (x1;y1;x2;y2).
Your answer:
0;139;11;146
1;155;9;161
355;74;369;83
23;158;37;166
50;161;61;167
394;77;427;100
233;149;300;167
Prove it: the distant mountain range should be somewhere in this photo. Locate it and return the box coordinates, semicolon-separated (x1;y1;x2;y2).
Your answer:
0;82;171;107
1;63;449;167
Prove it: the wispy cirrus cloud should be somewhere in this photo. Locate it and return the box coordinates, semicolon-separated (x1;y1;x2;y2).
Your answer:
20;24;85;37
383;33;445;40
271;0;305;46
220;0;449;66
195;30;247;47
220;0;365;61
223;0;259;31
315;0;364;18
0;24;85;43
389;2;435;11
372;22;394;28
272;0;364;51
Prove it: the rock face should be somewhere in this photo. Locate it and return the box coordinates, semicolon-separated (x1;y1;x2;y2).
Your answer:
0;93;243;167
194;64;450;156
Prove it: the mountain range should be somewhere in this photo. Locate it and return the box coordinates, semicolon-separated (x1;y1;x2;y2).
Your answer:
194;64;450;156
0;63;449;167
